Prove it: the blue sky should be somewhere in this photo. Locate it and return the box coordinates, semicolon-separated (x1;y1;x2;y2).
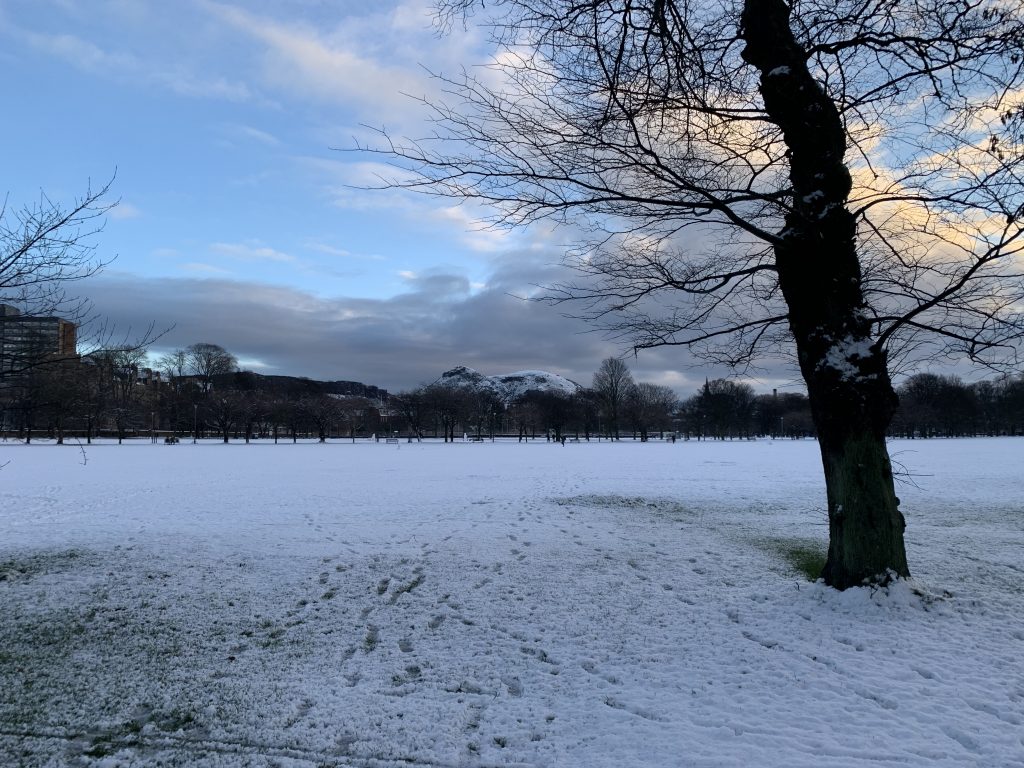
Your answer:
0;0;801;393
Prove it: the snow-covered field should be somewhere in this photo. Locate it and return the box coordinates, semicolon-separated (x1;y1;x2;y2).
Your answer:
1;437;1022;767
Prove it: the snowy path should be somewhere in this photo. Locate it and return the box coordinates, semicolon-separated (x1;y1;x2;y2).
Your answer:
1;438;1022;766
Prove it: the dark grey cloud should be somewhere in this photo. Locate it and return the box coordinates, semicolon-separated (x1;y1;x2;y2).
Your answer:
80;258;801;395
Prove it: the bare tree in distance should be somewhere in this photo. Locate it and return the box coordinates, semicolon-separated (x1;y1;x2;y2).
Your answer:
31;359;85;445
368;0;1024;588
592;357;635;439
157;349;189;385
394;389;430;441
89;345;149;444
423;382;470;442
337;396;376;442
301;394;342;443
627;382;679;441
185;343;238;394
207;393;241;444
689;379;758;440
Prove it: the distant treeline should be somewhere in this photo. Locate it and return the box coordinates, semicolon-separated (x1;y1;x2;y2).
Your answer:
676;373;1024;440
0;343;389;444
2;341;1022;442
889;373;1024;438
393;364;1024;441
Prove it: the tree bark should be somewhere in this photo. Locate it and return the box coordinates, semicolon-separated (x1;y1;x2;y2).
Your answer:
742;0;909;588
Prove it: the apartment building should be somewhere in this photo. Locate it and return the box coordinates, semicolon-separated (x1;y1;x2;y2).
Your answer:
0;303;78;377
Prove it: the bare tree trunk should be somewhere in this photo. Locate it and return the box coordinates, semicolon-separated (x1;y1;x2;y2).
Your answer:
814;401;908;586
742;0;909;588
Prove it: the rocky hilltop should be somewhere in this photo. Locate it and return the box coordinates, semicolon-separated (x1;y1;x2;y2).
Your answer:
436;365;581;403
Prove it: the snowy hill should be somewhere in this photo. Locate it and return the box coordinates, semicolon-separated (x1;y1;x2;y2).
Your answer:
436;365;581;403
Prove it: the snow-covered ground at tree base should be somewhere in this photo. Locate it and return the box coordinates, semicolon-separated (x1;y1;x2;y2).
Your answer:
1;437;1022;767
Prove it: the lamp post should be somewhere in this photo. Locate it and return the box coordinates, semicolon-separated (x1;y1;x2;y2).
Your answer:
151;411;156;444
193;403;198;444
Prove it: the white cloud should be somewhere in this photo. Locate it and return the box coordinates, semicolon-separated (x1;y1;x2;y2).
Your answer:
206;239;375;284
228;123;281;146
210;241;296;263
201;2;430;116
23;30;136;72
306;242;386;262
109;202;142;220
17;27;255;102
307;242;350;258
435;205;513;253
179;262;232;275
236;356;271;370
156;71;253;102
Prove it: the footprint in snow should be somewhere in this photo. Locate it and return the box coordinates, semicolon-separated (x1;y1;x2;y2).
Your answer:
502;676;523;697
941;726;981;754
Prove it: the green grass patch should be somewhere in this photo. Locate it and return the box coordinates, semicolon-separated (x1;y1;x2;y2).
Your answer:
0;548;89;583
757;538;827;581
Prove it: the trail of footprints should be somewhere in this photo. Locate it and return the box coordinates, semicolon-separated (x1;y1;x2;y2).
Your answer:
317;546;553;682
277;489;673;755
292;549;560;757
